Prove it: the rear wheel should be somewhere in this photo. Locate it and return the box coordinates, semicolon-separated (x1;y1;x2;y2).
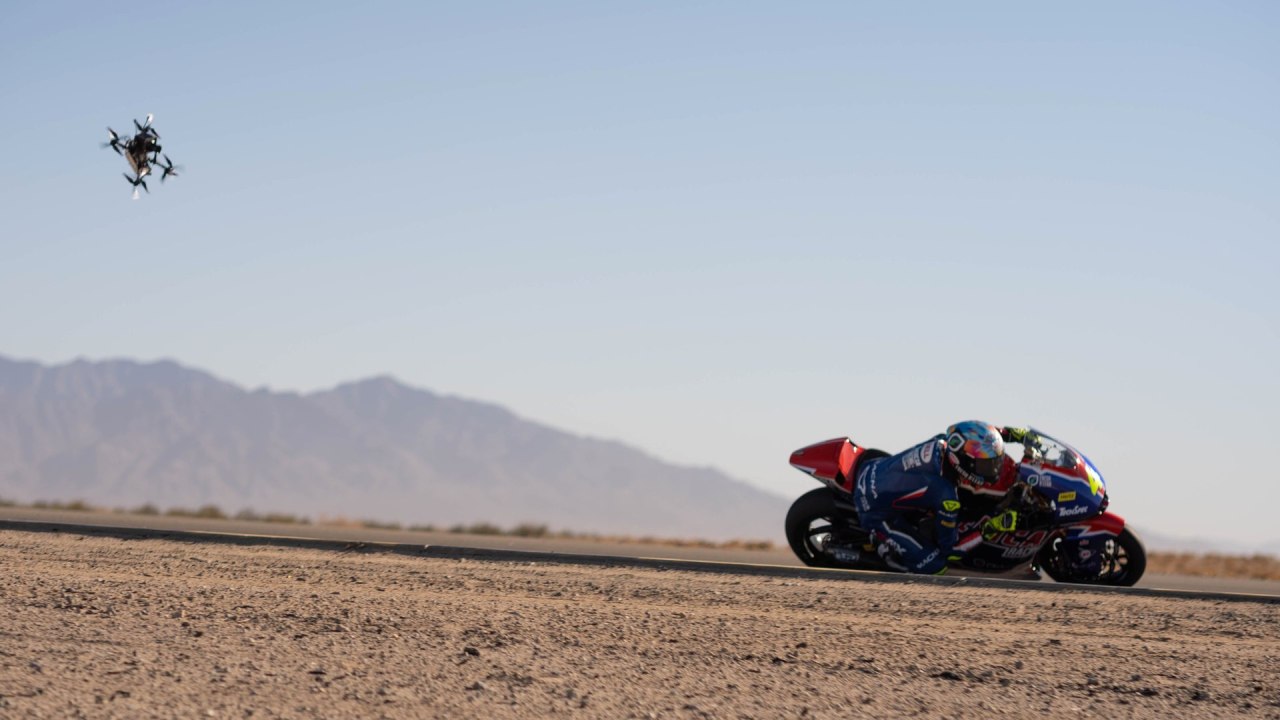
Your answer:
1036;527;1146;586
785;488;869;569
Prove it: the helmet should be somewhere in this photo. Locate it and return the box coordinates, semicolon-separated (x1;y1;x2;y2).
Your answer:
942;421;1005;491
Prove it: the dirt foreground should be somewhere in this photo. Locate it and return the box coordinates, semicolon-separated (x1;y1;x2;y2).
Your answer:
0;529;1276;719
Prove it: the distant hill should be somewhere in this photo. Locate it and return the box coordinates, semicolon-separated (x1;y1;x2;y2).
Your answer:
0;355;789;540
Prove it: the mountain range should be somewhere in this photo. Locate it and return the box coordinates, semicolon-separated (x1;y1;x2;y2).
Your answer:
0;355;790;540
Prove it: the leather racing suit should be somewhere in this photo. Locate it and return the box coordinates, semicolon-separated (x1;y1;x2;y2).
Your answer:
852;437;958;574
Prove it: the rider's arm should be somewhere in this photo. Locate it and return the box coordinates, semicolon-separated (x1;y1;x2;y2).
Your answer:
913;483;960;574
934;486;960;560
1000;426;1030;443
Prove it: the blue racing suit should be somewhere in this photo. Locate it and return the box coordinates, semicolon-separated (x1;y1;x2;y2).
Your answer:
853;437;960;575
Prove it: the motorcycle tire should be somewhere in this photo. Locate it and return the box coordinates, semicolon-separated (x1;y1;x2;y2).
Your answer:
1036;527;1147;587
785;487;862;569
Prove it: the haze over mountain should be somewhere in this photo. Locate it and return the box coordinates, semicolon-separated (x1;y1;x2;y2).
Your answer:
0;355;789;540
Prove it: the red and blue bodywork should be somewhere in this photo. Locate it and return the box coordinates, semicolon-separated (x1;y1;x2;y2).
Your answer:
788;431;1132;576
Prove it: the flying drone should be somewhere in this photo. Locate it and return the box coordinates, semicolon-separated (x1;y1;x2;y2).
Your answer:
103;114;182;199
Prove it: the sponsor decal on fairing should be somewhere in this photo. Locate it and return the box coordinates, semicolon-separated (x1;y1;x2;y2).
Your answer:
1000;545;1039;560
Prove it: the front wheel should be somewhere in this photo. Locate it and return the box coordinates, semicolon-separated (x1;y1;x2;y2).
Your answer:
1035;527;1147;586
785;487;871;569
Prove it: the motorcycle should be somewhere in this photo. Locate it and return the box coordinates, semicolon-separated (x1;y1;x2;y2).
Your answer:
784;429;1146;586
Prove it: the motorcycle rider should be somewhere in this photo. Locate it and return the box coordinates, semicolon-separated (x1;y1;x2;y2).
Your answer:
852;421;1029;574
954;425;1034;524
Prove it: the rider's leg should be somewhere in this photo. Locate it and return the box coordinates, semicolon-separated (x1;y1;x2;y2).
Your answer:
870;518;946;574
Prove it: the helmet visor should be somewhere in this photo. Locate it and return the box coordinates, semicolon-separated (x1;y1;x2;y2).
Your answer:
970;455;1002;483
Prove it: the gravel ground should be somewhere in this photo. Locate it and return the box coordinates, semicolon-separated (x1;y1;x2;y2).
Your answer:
0;529;1276;719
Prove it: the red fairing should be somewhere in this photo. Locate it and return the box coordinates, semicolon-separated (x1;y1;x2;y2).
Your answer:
1082;511;1126;536
790;438;863;492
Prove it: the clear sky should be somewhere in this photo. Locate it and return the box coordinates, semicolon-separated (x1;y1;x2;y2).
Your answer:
2;2;1277;549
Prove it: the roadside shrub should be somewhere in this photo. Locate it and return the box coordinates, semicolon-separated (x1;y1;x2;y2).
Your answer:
510;523;550;538
31;499;96;512
165;505;227;519
449;522;502;535
262;513;308;525
362;519;403;530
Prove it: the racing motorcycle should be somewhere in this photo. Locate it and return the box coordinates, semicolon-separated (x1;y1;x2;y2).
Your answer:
784;429;1146;586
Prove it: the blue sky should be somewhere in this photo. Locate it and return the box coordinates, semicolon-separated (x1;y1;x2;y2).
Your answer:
2;2;1277;548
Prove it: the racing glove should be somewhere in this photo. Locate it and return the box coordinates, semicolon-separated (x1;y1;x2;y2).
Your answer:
981;509;1019;540
1001;426;1031;443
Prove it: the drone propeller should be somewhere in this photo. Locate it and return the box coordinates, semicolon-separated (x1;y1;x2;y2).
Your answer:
123;172;149;193
158;154;183;181
132;117;159;140
102;127;124;155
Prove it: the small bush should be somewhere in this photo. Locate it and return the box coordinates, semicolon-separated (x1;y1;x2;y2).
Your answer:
30;499;97;512
407;524;438;533
165;506;227;519
362;519;403;531
131;503;160;515
510;523;550;538
162;504;228;519
449;522;502;536
262;513;308;525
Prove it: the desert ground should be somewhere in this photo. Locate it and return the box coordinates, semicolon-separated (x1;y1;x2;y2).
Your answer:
0;528;1276;719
